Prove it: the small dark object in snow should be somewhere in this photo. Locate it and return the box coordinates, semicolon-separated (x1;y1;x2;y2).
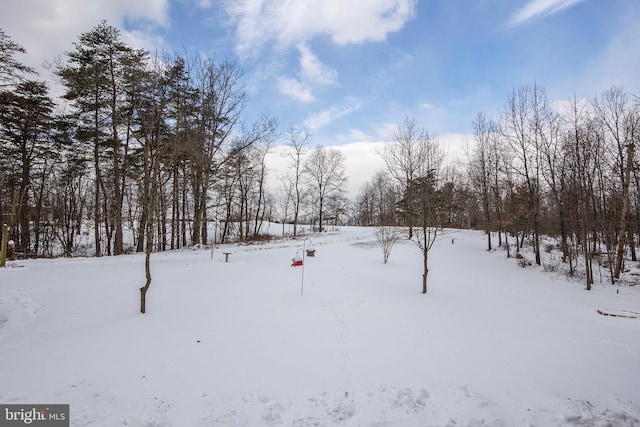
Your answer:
596;309;640;318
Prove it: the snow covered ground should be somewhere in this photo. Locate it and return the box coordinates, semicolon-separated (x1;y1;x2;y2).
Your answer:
1;227;639;426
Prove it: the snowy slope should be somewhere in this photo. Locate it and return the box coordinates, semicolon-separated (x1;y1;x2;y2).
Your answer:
1;227;639;426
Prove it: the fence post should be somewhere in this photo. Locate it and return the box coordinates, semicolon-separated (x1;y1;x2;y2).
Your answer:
0;224;7;267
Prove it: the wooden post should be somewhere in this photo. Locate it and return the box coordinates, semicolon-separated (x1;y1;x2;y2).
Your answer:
1;224;7;268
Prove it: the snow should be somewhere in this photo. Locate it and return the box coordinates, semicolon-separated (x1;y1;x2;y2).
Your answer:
1;227;639;426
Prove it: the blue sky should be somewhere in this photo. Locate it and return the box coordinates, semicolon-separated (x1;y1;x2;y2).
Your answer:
1;0;639;184
159;0;640;144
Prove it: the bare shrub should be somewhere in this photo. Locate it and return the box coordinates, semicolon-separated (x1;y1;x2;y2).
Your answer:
516;254;532;268
375;226;401;264
543;260;559;272
242;234;278;245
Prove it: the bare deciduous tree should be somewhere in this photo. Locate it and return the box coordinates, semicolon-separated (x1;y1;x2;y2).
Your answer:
402;172;442;294
468;112;500;251
189;56;246;245
563;95;596;289
381;117;437;238
275;173;294;235
592;87;639;281
375;226;400;264
303;146;347;233
385;118;444;294
501;83;552;265
285;126;311;238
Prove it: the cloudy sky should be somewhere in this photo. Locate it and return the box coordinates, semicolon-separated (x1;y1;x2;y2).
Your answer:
1;0;639;193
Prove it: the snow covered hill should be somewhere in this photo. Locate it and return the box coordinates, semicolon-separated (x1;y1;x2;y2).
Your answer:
1;227;639;426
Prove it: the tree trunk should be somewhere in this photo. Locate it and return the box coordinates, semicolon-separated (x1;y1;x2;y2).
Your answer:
422;248;429;294
171;166;178;250
93;137;102;257
181;172;187;247
293;178;300;238
139;246;151;313
103;188;112;256
634;169;640;262
113;134;124;255
533;222;541;266
140;109;159;313
136;208;145;253
159;183;167;251
191;186;202;245
318;195;324;233
1;224;8;267
201;205;208;245
614;143;634;280
254;162;266;236
559;205;569;264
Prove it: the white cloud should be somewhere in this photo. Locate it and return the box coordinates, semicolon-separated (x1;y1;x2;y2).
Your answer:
264;141;387;198
277;44;338;102
196;0;213;8
367;48;413;92
266;134;468;198
508;0;586;26
121;29;167;54
298;44;338;86
334;141;387;195
549;98;592;118
304;97;362;131
224;0;417;57
0;0;168;79
419;103;436;111
277;77;316;103
336;129;373;143
373;122;399;141
438;133;469;164
244;59;285;94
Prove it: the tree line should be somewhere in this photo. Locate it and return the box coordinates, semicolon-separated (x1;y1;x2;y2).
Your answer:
353;84;639;291
2;22;639;294
0;22;348;260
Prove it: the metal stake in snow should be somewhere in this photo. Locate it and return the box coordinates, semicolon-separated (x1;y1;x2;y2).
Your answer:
300;237;312;296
